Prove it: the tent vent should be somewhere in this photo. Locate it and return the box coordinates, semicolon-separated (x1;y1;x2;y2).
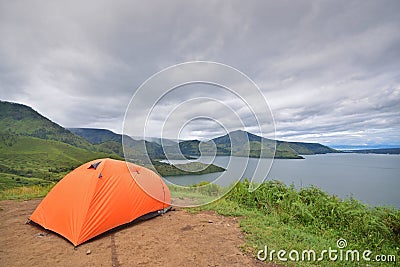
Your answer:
88;161;102;170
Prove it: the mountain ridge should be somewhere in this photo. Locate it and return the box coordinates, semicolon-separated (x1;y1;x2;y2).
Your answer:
177;129;337;159
71;128;337;159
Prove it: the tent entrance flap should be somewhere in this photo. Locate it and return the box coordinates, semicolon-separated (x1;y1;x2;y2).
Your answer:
88;161;102;170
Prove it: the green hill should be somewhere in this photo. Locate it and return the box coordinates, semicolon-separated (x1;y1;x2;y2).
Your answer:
0;101;92;149
0;134;118;190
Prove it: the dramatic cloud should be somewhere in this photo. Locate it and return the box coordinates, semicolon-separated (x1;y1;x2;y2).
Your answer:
0;0;399;147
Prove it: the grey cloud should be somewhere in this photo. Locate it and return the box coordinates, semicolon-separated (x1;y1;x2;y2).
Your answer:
0;0;399;146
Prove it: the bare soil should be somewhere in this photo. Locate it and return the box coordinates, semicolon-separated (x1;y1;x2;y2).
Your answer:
0;199;273;267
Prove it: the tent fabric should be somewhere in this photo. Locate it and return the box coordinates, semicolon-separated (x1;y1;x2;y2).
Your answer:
30;158;170;246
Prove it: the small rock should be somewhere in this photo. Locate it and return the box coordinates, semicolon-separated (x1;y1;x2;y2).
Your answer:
226;223;230;227
181;225;193;231
86;249;91;255
208;220;213;223
36;232;47;237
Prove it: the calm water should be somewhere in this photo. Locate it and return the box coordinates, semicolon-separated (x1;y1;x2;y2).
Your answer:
163;154;400;208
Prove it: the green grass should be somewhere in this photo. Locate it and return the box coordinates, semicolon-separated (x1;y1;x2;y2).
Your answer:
198;180;400;266
169;181;228;205
0;184;54;200
0;173;52;190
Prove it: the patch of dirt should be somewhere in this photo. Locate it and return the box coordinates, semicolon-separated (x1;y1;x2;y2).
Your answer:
0;199;274;266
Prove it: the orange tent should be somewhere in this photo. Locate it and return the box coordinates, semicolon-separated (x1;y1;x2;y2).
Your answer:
30;158;170;246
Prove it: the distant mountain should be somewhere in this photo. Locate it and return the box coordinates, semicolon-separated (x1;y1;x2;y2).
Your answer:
68;127;165;159
70;127;197;161
145;137;179;147
69;128;179;146
68;128;121;144
345;148;400;154
0;101;92;149
71;127;337;159
179;130;337;159
276;140;337;155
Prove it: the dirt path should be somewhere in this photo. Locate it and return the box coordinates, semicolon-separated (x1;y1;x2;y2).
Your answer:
0;199;270;267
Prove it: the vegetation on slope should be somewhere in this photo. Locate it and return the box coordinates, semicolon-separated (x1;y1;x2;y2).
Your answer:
0;134;120;190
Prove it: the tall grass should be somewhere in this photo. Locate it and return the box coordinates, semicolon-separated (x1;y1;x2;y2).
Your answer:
169;181;226;205
202;180;400;266
0;184;53;200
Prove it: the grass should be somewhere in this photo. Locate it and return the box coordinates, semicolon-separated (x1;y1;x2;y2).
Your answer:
198;180;400;266
169;181;229;205
0;184;54;200
0;173;52;190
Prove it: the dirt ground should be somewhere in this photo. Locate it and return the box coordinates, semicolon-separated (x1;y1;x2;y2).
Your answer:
0;199;274;267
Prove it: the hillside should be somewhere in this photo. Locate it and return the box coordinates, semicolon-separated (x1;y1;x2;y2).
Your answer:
0;134;118;190
0;101;92;149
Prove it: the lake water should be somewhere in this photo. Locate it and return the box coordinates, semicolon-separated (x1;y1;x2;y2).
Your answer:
163;154;400;208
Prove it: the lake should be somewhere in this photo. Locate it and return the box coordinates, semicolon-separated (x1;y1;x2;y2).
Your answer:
163;153;400;208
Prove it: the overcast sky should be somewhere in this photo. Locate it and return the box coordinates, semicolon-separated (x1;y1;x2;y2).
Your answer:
1;0;399;148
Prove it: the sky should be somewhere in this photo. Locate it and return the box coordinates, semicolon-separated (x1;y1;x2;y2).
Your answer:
0;0;399;148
